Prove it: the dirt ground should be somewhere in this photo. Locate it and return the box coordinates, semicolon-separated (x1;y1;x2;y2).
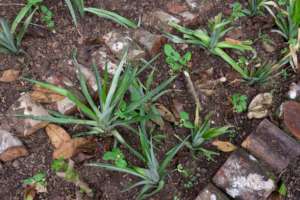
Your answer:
0;0;299;199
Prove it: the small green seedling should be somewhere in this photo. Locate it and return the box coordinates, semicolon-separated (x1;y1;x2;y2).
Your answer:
179;111;194;129
278;182;288;196
164;44;192;72
40;5;55;30
23;172;47;200
231;93;248;113
230;2;247;21
176;164;197;189
103;148;127;168
52;158;93;197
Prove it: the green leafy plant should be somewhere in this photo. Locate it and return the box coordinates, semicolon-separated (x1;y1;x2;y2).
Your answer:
179;111;194;129
176;112;231;160
23;172;47;189
51;158;93;196
166;13;254;79
231;93;248;113
164;44;192;72
21;52;174;151
87;121;186;199
246;0;278;16
230;2;248;21
40;5;55;30
64;0;137;28
103;148;127;168
0;14;35;54
278;182;288;196
272;0;300;70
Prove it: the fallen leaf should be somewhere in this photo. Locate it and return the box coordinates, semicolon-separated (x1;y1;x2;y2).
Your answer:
0;146;29;162
31;85;65;103
46;124;71;148
225;38;242;45
212;140;237;152
248;93;273;119
0;69;20;82
24;186;37;200
156;103;177;123
53;138;90;159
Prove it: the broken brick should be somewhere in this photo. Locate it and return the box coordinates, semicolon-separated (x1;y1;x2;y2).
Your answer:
166;2;188;14
282;101;300;139
133;29;166;56
102;31;145;61
195;183;230;200
7;93;49;137
213;149;276;200
178;11;199;26
242;119;300;173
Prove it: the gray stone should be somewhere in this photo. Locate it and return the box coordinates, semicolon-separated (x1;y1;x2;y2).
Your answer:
7;93;49;136
133;29;166;55
91;48;118;75
195;183;230;200
103;31;145;61
213;149;276;200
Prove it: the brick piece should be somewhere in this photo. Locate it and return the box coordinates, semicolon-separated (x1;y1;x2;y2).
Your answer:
195;183;230;200
0;129;28;161
242;119;300;173
213;149;276;200
133;29;166;55
7;93;49;137
283;101;300;139
178;11;199;26
143;10;181;32
103;31;145;61
166;2;188;14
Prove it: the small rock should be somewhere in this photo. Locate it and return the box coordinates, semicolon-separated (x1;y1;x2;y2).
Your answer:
213;149;276;200
242;119;300;173
76;62;97;93
262;41;276;53
103;31;145;61
166;2;188;14
247;93;273;119
185;0;199;10
143;10;181;32
0;129;28;162
283;101;300;139
7;93;49;137
287;82;300;100
91;48;118;75
195;183;230;200
133;29;166;56
178;11;199;26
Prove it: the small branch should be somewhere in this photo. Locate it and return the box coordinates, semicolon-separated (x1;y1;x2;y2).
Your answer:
0;3;25;6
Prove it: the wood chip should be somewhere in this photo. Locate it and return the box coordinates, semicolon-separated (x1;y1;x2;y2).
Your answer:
212;140;237;152
0;69;20;82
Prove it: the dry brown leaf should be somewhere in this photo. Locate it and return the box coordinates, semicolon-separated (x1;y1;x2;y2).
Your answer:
0;146;29;162
156;103;177;123
212;140;237;152
24;186;37;200
53;138;90;159
225;38;242;45
46;124;71;148
247;93;273;119
31;86;65;103
0;69;20;82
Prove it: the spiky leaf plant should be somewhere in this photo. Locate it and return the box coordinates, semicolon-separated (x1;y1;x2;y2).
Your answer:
87;121;187;199
165;13;254;79
21;52;174;139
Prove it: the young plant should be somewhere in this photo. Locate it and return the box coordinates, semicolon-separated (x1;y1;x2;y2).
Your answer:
176;112;231;160
103;148;127;168
246;0;278;16
87;122;186;199
164;44;192;72
175;164;197;189
64;0;137;28
231;93;248;113
230;2;248;21
40;5;55;30
272;0;300;70
21;52;174;143
0;15;35;54
51;158;93;196
166;13;254;79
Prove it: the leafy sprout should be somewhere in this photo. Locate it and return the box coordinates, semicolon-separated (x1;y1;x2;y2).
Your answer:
231;93;248;113
164;44;192;72
87;121;187;199
165;13;254;79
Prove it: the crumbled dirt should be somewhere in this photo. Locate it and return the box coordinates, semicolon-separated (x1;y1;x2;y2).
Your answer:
0;0;299;200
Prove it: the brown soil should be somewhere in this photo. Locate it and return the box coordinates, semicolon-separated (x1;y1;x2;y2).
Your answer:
0;0;299;200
